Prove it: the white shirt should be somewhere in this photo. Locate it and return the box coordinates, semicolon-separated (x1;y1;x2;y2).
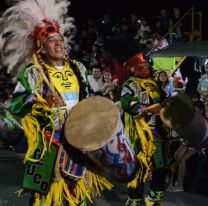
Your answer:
88;75;103;93
198;74;208;92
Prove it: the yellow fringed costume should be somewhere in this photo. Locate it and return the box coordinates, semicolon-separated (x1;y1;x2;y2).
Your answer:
121;77;162;188
18;67;113;206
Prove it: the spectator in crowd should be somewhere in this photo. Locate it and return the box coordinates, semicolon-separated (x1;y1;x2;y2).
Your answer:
116;22;133;40
89;44;101;67
167;141;197;192
88;65;104;94
100;70;119;101
154;20;165;36
143;40;154;55
169;7;183;40
139;31;153;49
172;68;187;91
153;32;169;50
135;17;151;40
127;13;139;37
167;91;207;193
159;9;172;34
97;14;113;39
197;63;208;117
80;46;90;68
154;70;175;97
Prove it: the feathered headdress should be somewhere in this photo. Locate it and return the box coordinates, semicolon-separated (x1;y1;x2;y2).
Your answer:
0;0;74;74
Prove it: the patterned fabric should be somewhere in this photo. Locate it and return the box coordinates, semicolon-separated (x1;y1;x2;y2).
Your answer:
124;198;142;206
22;134;58;194
121;77;161;117
59;149;86;182
121;77;162;154
45;62;80;110
146;190;164;202
87;122;137;181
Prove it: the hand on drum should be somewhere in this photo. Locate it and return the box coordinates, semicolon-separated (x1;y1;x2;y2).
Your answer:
46;92;65;107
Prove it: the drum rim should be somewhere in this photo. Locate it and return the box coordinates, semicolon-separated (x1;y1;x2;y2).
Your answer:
64;96;121;151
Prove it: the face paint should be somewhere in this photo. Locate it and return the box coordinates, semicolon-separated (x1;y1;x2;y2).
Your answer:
133;62;151;78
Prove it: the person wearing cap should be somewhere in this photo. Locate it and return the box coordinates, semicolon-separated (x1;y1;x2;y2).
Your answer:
121;53;168;206
0;0;113;205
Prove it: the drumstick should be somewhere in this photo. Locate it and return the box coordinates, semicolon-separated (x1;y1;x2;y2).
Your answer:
36;65;65;180
54;144;63;181
36;65;58;97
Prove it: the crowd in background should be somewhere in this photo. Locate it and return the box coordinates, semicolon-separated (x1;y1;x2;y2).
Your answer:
0;7;203;102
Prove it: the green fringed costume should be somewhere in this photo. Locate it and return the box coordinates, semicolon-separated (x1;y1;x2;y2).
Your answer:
121;53;168;206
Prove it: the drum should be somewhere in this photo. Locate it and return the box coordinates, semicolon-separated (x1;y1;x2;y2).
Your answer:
64;96;138;182
160;92;208;147
0;103;23;145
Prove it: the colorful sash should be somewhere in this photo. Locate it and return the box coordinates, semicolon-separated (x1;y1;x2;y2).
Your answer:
23;133;59;194
59;149;86;182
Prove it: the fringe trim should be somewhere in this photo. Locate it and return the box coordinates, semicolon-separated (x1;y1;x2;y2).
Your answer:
125;113;156;188
128;152;152;188
21;94;56;163
33;172;113;206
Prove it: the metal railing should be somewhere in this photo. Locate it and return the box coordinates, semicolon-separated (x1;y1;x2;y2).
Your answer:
147;7;202;57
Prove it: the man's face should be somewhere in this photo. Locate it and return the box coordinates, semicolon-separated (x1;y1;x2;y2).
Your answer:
92;68;102;79
132;62;151;78
43;33;65;62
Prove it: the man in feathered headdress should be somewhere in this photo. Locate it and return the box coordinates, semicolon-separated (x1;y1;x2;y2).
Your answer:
121;53;168;206
0;0;113;205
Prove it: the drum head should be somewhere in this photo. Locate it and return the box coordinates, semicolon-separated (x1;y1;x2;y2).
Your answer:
64;96;121;151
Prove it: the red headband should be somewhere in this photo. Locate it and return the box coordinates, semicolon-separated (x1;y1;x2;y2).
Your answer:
126;53;147;67
28;19;60;50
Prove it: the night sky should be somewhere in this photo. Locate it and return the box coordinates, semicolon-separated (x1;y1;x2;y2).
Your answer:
1;0;207;21
1;0;207;36
70;0;207;21
70;0;207;37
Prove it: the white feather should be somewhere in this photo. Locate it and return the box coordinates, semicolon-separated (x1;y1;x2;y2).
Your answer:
0;0;74;75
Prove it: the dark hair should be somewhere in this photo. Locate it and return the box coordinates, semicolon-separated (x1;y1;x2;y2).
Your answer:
157;71;169;85
190;91;200;99
146;40;153;45
92;64;103;71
